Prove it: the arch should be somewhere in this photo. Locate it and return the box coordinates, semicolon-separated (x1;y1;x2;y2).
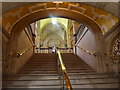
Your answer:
7;8;103;54
9;8;102;36
2;2;118;35
3;3;109;74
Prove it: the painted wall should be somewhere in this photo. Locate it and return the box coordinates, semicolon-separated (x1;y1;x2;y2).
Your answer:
76;30;100;72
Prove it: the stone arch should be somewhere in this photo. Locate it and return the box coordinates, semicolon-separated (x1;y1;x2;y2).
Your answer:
7;8;103;53
4;4;107;74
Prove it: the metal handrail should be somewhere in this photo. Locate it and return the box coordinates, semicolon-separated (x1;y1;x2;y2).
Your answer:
3;46;32;63
56;49;73;90
16;47;32;57
76;45;96;56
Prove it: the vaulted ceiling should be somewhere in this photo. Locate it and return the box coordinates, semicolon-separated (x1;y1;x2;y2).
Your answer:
36;18;67;48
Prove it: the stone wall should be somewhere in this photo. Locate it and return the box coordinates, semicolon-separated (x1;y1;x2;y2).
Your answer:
76;30;100;72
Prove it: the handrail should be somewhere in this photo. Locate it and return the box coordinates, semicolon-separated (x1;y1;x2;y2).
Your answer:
3;46;32;61
16;47;32;57
76;45;96;56
57;50;66;71
56;49;73;90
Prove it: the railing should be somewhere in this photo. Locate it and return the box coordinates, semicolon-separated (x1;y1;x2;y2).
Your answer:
16;47;32;57
76;45;96;56
3;47;32;70
56;49;73;90
3;47;32;61
36;48;73;53
37;48;52;53
58;48;73;53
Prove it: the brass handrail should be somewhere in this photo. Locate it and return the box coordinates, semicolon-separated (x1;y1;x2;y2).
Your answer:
16;47;32;57
76;45;96;56
56;50;73;90
3;46;32;61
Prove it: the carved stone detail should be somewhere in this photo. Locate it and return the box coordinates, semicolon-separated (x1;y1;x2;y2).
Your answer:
4;7;23;19
68;4;86;14
29;3;47;13
5;23;12;33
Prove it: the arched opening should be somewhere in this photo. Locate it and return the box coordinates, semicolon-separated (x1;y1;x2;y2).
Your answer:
4;7;105;75
2;2;119;89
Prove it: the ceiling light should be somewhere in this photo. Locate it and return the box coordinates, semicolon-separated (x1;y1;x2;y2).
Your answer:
52;18;57;24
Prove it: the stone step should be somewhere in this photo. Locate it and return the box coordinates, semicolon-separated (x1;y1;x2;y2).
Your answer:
69;78;118;84
25;63;56;65
67;70;94;73
3;85;60;88
26;62;56;64
3;53;118;89
22;66;57;68
21;67;91;70
4;75;116;81
5;78;117;87
3;80;60;86
20;68;57;71
68;74;117;79
3;75;59;81
71;83;118;88
18;71;57;74
29;60;56;62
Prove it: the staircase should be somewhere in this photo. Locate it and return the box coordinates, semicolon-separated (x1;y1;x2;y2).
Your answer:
3;53;60;88
61;53;119;88
3;53;118;89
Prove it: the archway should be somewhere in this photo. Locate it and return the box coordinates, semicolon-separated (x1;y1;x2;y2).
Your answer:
3;3;108;74
8;8;103;55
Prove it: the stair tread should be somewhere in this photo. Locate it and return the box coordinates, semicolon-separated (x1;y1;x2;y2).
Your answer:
3;53;118;88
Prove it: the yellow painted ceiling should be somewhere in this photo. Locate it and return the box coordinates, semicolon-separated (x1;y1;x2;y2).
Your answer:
40;17;68;31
